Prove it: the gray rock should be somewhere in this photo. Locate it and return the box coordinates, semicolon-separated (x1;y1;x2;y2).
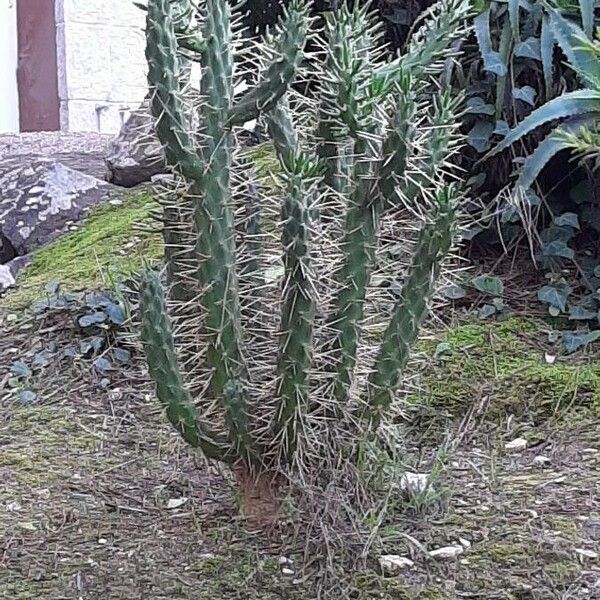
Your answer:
105;99;165;187
0;159;117;258
0;255;32;292
379;555;414;575
0;132;112;180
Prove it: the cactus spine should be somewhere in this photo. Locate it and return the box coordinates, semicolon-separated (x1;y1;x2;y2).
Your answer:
141;0;470;471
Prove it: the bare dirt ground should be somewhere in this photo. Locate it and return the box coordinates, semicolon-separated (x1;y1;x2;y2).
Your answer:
1;289;599;599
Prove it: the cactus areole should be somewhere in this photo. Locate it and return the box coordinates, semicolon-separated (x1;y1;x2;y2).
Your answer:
141;0;469;472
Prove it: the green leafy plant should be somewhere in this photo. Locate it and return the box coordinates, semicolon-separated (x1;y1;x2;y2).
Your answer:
140;0;469;478
459;1;597;193
484;8;600;188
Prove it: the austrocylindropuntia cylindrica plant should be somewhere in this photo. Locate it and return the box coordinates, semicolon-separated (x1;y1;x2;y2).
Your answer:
140;0;471;475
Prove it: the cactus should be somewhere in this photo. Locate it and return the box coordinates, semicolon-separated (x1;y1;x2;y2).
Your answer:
141;0;470;472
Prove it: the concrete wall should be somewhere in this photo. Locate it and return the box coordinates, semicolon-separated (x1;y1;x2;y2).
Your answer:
0;1;20;133
56;0;148;133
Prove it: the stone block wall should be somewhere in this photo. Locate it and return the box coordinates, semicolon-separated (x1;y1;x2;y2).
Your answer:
56;0;148;134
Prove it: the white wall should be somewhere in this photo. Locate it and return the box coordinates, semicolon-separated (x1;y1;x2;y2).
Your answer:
0;0;20;133
56;0;149;133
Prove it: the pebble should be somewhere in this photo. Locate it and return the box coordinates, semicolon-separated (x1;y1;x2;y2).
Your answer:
166;497;188;509
575;548;598;559
378;555;414;575
532;455;551;466
429;545;464;559
505;437;528;452
281;567;295;576
399;472;430;495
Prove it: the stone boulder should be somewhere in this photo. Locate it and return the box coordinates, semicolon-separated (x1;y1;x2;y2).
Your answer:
0;132;112;181
105;93;260;187
0;158;119;291
105;99;165;187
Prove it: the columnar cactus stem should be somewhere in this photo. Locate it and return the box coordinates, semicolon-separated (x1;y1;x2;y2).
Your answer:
267;102;319;460
140;269;230;460
228;1;309;127
366;187;459;426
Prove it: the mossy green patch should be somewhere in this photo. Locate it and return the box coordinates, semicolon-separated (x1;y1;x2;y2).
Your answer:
2;191;162;309
1;405;98;485
411;317;600;425
193;553;304;599
352;571;446;599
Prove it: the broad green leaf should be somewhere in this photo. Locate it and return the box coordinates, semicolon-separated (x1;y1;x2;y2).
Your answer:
563;330;600;354
472;274;504;296
434;342;453;358
542;239;575;259
554;212;580;228
516;132;570;189
441;284;467;300
494;120;510;136
514;37;541;60
579;0;594;39
537;284;572;311
478;304;498;318
474;10;508;76
549;8;600;88
512;85;537;106
541;15;554;98
568;305;597;320
467;96;496;115
484;90;600;159
516;115;600;189
468;120;495;152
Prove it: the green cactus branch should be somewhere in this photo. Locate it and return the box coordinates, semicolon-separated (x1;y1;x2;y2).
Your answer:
316;5;377;196
329;133;381;404
140;269;230;461
366;186;459;426
145;0;202;180
195;0;249;422
267;103;320;460
403;90;461;203
228;1;309;127
378;75;418;206
373;0;472;91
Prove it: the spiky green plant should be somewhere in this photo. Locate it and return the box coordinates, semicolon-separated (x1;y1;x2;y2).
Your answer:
141;0;470;473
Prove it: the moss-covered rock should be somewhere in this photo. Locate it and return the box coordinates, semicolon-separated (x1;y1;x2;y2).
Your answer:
1;190;161;309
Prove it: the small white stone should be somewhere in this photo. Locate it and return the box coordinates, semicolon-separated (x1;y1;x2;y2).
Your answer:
378;555;414;575
98;538;107;544
544;353;556;364
458;538;471;549
532;455;551;466
505;437;528;452
575;548;598;559
281;567;295;576
429;545;464;559
107;388;123;402
166;497;188;509
278;556;292;565
399;472;430;495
